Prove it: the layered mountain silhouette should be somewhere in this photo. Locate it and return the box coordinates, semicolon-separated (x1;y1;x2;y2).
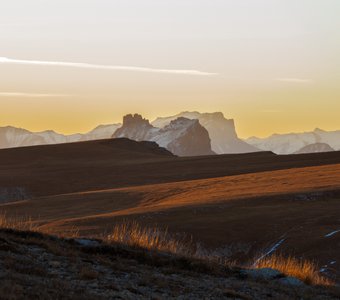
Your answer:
0;124;121;149
3;112;338;156
113;114;214;156
247;128;340;154
152;111;258;154
0;112;258;155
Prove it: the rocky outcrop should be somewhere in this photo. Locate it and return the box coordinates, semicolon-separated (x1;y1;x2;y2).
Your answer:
113;114;155;141
152;111;259;154
113;114;214;156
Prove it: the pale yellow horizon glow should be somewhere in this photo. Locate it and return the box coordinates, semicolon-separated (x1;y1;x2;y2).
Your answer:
1;0;340;138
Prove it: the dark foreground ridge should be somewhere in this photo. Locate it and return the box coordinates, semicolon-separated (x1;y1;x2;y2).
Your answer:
0;229;339;300
1;138;340;197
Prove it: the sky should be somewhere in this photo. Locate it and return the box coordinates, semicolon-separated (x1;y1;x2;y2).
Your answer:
1;0;340;138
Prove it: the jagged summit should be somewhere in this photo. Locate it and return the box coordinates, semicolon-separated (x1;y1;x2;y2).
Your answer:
113;114;214;156
122;114;152;127
152;111;258;154
1;111;259;154
113;113;155;142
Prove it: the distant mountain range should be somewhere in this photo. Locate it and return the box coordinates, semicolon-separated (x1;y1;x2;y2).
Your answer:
0;111;258;156
1;112;339;156
246;128;340;154
0;124;121;149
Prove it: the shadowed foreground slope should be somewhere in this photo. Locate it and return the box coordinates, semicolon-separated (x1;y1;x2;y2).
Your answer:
1;139;340;282
1;138;340;197
0;229;339;300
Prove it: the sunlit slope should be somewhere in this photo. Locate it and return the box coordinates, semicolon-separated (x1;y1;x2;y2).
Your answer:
2;163;340;228
2;163;340;273
1;139;340;278
1;138;340;198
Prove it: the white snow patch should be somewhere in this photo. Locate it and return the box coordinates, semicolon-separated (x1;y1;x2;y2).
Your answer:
254;238;285;265
324;229;340;238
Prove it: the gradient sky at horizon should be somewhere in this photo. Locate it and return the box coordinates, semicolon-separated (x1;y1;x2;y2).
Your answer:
1;0;340;138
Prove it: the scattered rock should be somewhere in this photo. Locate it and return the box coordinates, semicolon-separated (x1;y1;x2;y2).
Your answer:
277;276;305;287
75;238;101;247
243;268;282;280
0;229;336;300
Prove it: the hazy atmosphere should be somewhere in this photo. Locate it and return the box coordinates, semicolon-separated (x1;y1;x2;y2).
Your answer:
1;0;340;137
1;2;340;298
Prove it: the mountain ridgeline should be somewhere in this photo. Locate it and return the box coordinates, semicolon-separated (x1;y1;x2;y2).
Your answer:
0;124;121;149
152;111;258;154
112;112;261;156
1;112;259;157
247;128;340;154
113;114;214;156
2;111;339;156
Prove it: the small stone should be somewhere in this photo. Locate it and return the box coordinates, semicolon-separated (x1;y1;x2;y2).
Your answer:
277;276;305;286
243;268;282;280
49;261;61;268
75;239;100;247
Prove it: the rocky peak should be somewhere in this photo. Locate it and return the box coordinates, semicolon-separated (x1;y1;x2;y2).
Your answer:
113;114;214;156
151;111;258;154
122;114;152;128
155;117;214;156
113;114;154;142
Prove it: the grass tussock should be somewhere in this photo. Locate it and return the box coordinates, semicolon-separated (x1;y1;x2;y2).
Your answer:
0;213;79;238
105;221;237;270
0;213;37;232
105;221;194;257
0;214;334;287
255;254;334;286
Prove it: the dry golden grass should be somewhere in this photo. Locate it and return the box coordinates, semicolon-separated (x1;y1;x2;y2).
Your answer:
0;214;334;287
105;221;237;270
105;221;194;257
0;213;79;238
255;254;334;286
0;213;37;231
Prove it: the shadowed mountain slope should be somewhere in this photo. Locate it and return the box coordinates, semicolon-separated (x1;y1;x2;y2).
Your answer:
152;111;258;154
113;114;214;156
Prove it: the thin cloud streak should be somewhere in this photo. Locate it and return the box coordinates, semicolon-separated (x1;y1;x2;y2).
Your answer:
275;78;312;83
0;57;217;76
0;92;69;98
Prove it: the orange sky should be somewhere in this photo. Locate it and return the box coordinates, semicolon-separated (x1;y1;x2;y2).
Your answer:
1;1;340;138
